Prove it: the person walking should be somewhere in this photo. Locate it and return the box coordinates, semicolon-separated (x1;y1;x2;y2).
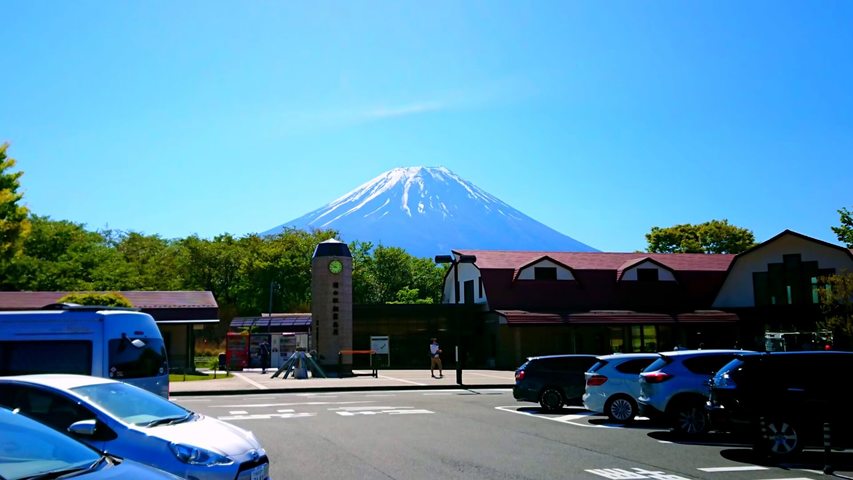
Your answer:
429;338;443;378
259;339;271;374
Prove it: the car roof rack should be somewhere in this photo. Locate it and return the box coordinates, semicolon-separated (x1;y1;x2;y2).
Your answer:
40;303;141;312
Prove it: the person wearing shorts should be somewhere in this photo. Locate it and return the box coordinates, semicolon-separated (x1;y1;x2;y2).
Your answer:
429;338;443;378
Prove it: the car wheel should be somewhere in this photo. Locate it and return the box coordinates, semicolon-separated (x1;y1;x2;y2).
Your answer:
754;417;803;461
671;400;709;435
605;395;637;423
539;388;563;412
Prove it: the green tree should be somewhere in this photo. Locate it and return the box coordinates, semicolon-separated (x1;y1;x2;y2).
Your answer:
2;215;128;291
818;272;853;349
58;291;133;307
832;207;853;248
0;143;31;265
349;243;444;304
111;231;187;290
646;219;755;254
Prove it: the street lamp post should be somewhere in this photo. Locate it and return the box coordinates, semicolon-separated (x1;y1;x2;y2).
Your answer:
434;253;476;385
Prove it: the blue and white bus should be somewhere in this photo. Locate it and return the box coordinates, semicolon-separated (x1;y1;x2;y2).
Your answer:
0;304;169;397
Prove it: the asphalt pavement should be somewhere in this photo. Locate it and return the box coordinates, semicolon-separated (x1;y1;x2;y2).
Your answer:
168;367;516;396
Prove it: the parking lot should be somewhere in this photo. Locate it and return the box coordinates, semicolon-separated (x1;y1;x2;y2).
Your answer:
173;387;853;480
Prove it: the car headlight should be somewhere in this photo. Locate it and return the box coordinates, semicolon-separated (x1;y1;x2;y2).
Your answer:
168;442;234;466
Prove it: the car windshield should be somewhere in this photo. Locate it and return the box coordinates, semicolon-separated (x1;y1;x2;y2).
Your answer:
0;408;99;480
72;381;191;426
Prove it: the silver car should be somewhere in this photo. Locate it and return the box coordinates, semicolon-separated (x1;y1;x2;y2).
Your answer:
0;374;269;480
583;353;657;423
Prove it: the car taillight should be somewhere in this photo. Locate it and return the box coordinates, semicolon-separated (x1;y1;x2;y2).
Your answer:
515;370;525;381
641;372;672;383
587;375;608;386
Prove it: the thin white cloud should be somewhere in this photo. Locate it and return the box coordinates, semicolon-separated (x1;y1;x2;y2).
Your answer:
363;101;445;120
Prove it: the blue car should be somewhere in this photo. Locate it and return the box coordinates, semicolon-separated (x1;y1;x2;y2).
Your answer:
0;406;179;479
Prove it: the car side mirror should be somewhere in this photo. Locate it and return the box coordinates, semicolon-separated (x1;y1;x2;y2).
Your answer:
68;419;97;436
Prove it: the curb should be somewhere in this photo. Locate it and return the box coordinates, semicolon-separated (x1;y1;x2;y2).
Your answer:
169;383;513;397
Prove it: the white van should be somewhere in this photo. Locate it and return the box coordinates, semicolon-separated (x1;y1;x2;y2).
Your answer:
0;304;169;397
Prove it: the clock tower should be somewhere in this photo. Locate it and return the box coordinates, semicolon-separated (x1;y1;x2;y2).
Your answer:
311;238;353;373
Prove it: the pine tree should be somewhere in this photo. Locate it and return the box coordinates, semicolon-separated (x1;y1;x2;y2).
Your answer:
0;143;31;264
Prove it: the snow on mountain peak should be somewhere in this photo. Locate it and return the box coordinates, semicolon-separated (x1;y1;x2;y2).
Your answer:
262;166;598;257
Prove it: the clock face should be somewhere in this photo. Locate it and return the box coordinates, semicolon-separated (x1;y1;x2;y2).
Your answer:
328;259;343;274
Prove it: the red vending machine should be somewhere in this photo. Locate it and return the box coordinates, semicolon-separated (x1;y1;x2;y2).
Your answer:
225;332;250;370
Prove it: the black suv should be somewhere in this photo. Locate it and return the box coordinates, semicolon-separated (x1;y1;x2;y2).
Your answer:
707;351;853;460
513;354;598;411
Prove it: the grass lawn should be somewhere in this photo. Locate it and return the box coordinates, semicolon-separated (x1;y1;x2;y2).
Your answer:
169;372;233;382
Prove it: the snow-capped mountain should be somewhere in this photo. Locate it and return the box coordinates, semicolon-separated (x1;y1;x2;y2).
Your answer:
262;166;598;257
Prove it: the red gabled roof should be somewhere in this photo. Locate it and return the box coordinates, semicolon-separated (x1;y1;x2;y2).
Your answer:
454;250;734;272
512;255;577;281
0;291;218;310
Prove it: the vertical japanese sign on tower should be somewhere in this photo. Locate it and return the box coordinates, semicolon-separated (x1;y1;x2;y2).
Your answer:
311;238;353;374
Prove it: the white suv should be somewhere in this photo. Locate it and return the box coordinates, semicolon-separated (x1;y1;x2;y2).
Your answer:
638;349;749;435
583;353;657;423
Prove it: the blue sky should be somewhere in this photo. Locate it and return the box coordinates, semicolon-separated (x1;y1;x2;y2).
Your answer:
2;1;851;253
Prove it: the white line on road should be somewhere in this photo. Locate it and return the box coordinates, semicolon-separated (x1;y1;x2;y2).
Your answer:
755;478;815;480
377;374;427;386
494;406;614;428
229;410;248;415
276;409;295;413
212;401;372;408
698;466;769;472
218;412;316;421
232;372;269;390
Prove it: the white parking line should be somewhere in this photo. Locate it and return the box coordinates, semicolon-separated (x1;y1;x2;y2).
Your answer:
213;401;372;408
698;466;768;472
495;406;614;428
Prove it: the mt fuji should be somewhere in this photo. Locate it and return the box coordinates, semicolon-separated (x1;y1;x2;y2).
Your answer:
262;166;598;258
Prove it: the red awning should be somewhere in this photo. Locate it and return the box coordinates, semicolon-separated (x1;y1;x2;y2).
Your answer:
676;311;739;323
496;310;567;325
568;311;675;324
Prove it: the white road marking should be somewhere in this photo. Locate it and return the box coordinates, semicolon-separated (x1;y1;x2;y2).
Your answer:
757;478;815;480
276;409;295;413
228;410;248;415
218;412;316;421
213;401;372;408
495;406;614;428
376;374;427;386
330;406;404;411
698;466;769;472
334;407;433;416
232;372;268;390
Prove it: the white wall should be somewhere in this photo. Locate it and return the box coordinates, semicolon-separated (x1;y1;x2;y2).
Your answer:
442;261;486;304
714;234;853;308
517;259;575;280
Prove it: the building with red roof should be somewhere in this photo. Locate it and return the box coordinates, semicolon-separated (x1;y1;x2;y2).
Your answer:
437;230;853;368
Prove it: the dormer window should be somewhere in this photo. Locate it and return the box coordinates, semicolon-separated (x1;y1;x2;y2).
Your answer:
637;268;659;282
515;257;575;281
535;267;557;280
